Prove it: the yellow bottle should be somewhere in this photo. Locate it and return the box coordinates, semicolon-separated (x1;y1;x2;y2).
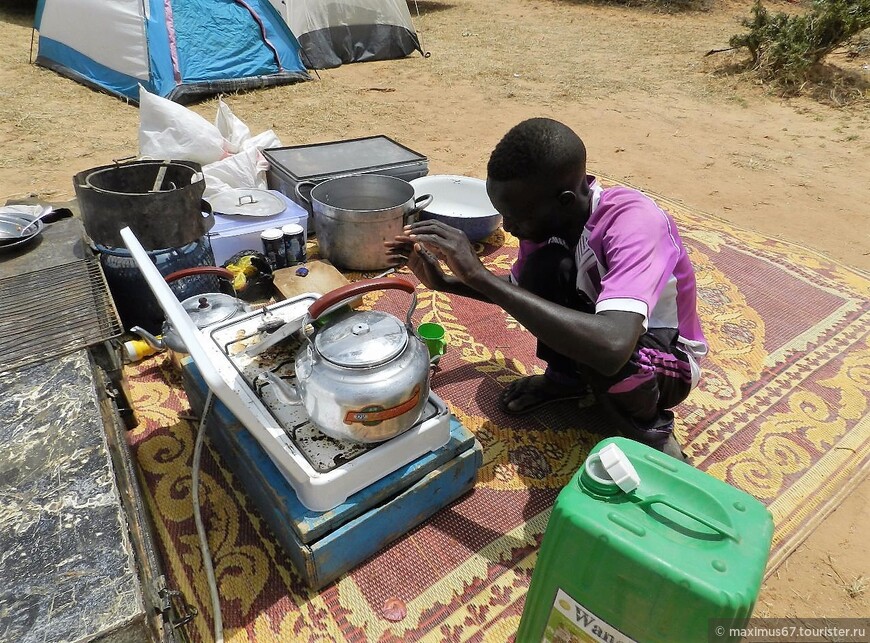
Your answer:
122;338;161;363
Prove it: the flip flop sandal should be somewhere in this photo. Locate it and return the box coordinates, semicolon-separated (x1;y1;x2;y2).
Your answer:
499;379;594;416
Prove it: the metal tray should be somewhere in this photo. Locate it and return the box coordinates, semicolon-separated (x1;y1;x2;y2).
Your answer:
263;135;428;182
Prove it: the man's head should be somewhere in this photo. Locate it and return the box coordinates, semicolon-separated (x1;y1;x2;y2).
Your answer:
486;118;590;243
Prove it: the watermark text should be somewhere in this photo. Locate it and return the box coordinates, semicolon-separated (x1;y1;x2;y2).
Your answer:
709;618;869;642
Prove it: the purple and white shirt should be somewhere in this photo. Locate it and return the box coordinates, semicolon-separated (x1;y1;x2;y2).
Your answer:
510;177;708;387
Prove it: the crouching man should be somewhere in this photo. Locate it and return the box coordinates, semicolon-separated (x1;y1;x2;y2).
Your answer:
386;118;707;461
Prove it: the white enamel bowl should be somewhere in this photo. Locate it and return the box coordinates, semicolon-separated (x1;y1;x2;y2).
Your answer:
409;175;502;242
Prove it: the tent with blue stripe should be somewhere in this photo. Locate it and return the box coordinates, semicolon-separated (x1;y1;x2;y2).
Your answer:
33;0;310;104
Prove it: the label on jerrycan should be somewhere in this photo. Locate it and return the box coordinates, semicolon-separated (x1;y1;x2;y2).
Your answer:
543;589;637;643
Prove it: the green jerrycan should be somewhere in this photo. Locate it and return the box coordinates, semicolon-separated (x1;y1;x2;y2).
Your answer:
517;437;774;643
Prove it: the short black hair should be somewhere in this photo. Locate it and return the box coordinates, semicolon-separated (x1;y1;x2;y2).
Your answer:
487;118;586;182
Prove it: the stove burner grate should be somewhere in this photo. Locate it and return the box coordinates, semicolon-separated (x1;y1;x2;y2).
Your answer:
209;310;443;475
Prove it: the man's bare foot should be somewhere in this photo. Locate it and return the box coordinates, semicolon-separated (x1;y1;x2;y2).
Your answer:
499;374;595;415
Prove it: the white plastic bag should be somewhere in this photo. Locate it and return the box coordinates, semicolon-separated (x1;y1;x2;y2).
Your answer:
203;148;261;198
138;85;228;165
214;99;250;155
201;130;281;199
137;85;282;198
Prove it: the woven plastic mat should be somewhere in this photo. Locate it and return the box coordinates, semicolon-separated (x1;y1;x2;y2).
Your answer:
125;181;870;642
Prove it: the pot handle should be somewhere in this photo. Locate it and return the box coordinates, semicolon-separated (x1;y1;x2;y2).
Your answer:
200;199;215;233
404;194;434;225
295;180;316;206
163;266;235;284
307;277;417;327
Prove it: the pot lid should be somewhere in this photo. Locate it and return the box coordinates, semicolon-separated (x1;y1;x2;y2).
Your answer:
314;309;408;368
208;189;286;217
182;292;244;327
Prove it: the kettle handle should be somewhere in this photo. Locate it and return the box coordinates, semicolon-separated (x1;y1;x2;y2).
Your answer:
307;277;417;325
163;266;235;284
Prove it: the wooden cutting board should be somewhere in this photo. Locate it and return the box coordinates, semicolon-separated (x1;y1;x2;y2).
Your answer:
272;260;352;300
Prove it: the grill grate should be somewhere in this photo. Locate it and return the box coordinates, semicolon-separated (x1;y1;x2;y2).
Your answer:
0;254;123;373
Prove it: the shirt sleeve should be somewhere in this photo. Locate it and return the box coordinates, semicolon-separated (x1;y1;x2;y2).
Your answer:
594;204;681;328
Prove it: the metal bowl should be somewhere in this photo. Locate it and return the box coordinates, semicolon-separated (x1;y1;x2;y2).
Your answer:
410;175;502;242
0;211;45;252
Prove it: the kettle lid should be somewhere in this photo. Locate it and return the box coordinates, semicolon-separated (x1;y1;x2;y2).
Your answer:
181;292;243;328
314;309;407;367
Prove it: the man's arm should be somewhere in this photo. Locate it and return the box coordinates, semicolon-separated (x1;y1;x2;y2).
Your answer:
466;269;643;375
404;221;644;376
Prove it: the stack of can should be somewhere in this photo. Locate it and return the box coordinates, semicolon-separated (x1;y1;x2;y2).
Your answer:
261;224;306;270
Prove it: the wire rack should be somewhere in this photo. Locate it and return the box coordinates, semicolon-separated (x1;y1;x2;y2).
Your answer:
0;254;123;373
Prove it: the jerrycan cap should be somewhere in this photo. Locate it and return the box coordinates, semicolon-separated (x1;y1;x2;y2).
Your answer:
583;443;641;494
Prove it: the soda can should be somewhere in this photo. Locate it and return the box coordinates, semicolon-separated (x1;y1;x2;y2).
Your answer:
260;227;287;269
282;223;306;266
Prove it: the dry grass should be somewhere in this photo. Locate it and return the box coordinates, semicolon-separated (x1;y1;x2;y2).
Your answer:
825;555;869;601
846;576;868;599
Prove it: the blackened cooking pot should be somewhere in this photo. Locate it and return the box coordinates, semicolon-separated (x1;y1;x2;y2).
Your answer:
75;159;214;250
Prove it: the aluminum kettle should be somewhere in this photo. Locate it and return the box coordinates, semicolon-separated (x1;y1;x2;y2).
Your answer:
294;277;431;443
131;266;249;353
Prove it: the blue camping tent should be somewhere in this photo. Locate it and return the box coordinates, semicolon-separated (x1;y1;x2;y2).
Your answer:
34;0;310;104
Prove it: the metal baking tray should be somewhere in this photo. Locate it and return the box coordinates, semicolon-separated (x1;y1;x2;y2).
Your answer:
264;135;428;182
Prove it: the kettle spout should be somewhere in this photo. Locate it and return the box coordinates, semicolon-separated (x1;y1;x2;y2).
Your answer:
130;326;166;351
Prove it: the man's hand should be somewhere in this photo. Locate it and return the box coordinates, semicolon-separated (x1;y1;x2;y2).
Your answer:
387;221;498;301
385;232;455;291
402;220;489;288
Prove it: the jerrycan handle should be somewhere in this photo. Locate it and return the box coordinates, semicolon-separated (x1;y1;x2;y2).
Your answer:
635;495;739;542
589;444;740;542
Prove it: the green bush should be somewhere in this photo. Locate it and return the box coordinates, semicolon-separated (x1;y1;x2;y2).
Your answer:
730;0;870;85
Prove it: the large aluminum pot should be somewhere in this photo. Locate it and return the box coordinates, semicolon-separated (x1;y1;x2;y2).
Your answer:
296;174;432;271
294;277;431;443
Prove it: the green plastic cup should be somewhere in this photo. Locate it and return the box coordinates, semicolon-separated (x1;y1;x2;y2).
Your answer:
417;322;447;361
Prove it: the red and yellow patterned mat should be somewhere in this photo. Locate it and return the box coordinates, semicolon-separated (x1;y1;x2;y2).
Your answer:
126;185;870;642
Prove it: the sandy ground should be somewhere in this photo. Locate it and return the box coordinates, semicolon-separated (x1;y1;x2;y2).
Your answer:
1;0;868;624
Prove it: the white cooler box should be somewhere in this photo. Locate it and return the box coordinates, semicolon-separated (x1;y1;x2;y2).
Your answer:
207;190;308;266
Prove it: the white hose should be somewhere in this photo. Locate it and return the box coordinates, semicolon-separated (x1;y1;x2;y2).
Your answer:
192;390;224;643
